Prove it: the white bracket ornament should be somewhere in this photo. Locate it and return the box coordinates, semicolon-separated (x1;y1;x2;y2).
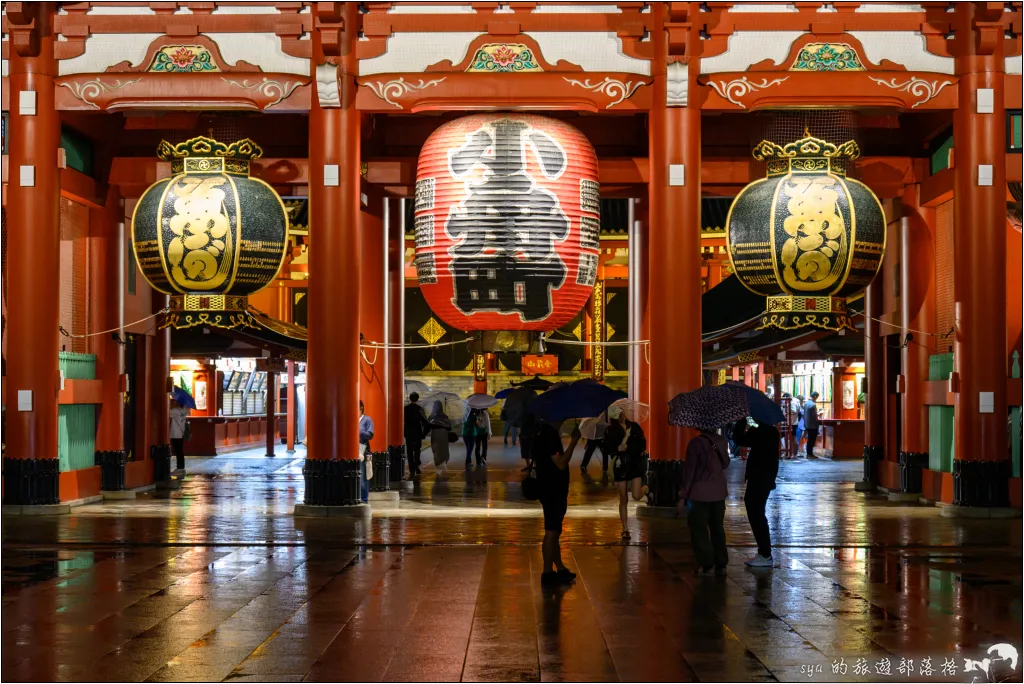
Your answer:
867;76;953;109
562;77;648;109
315;63;341;108
666;62;688;107
364;77;447;109
707;76;788;108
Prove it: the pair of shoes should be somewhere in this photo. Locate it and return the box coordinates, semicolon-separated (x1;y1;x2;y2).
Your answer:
465;461;472;469
744;554;774;568
541;571;573;586
714;565;727;577
693;566;713;576
504;440;508;446
512;441;517;446
807;454;819;460
621;530;631;540
556;567;577;581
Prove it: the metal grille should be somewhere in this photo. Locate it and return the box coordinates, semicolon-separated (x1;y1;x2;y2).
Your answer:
754;112;862;175
59;198;90;354
934;199;955;354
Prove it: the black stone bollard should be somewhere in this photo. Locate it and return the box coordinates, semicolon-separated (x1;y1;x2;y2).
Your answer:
5;458;62;506
862;445;883;484
897;451;927;494
99;450;128;491
151;444;172;482
370;451;390;492
646;457;680;507
303;459;363;506
388;445;406;483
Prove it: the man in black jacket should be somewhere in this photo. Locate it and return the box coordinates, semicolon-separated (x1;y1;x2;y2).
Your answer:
733;420;780;567
404;393;431;477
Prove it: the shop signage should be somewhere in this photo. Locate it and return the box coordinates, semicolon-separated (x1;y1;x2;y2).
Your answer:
522;354;558;376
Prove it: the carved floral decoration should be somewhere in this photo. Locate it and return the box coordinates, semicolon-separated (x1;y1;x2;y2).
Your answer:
562;77;648;109
467;44;542;73
790;43;865;72
149;45;220;73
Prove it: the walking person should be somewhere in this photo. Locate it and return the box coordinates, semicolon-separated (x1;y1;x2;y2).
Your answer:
358;400;374;503
783;393;800;459
533;417;582;586
404;392;431;477
169;398;190;471
428;401;452;476
677;427;731;576
606;407;649;540
474;408;491;468
733;420;780;567
794;394;806;455
579;410;609;476
803;392;820;459
463;408;480;469
501;403;518;446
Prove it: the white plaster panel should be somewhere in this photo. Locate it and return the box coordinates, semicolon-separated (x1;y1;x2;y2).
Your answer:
387;4;476;13
728;4;797;12
84;6;156;14
532;4;622;12
1007;54;1023;76
849;31;954;74
205;33;309;74
528;32;650;75
212;5;282;14
359;33;483;75
699;31;803;74
59;34;163;76
854;4;923;12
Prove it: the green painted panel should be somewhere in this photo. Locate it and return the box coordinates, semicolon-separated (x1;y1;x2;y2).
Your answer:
928;353;955;472
59;405;96;472
57;352;97;472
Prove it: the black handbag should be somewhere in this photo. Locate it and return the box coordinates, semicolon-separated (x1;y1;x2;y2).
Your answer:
522;461;540;501
447;430;458;444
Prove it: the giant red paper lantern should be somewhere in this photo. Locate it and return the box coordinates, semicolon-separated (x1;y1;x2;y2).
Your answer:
414;113;600;332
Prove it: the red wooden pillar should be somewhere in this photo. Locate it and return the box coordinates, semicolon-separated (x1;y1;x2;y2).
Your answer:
951;5;1009;506
305;4;361;479
386;199;405;449
647;7;702;464
859;275;885;488
88;186;124;451
360;198;387;448
4;3;61;477
148;292;170;448
286;360;296;452
266;370;277;457
899;184;936;470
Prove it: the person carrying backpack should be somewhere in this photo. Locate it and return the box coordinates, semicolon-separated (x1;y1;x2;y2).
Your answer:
474;408;491;468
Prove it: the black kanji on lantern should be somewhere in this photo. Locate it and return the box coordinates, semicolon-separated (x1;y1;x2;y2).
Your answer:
445;118;570;322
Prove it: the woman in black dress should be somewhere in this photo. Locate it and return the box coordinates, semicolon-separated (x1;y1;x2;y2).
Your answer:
605;408;649;540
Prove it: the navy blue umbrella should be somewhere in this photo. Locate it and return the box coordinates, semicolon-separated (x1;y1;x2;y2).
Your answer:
495;387;515;399
529;380;627;422
172;385;197;410
725;382;785;426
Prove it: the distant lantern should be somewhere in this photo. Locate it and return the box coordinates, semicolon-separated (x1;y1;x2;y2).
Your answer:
414;113;601;333
131;136;288;329
726;130;886;331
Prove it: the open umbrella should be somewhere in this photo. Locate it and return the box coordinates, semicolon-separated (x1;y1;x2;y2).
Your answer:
405;379;432;396
501;387;538;418
579;414;609;441
608;398;649;423
725;381;785;426
171;385;197;410
466;393;498;410
495;386;516;399
668;384;748;432
529;380;627;422
417;392;466;424
516;377;553;391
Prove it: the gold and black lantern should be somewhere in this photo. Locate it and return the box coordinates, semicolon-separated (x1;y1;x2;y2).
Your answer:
726;130;885;331
131;136;288;330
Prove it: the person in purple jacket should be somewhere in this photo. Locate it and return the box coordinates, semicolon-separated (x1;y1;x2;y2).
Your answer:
677;427;731;576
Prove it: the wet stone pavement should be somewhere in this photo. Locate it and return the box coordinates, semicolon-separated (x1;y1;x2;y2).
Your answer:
3;441;1021;682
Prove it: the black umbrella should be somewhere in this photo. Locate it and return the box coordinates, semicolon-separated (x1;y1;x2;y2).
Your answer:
668;384;748;432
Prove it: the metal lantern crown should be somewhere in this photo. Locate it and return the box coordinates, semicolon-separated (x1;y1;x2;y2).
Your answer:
132;136;288;305
726;130;886;331
414;113;601;334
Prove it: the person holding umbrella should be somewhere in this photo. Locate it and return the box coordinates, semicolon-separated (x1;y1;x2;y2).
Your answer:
533;416;582;586
732;419;780;567
169;386;196;471
605;406;649;540
404;392;431;477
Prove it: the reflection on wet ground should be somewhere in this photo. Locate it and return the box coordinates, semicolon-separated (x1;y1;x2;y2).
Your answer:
3;441;1021;682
